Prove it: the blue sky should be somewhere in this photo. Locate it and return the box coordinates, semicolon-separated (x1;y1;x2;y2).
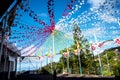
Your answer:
7;0;120;71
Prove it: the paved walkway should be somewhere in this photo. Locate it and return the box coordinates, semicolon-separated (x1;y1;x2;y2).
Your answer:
15;74;115;80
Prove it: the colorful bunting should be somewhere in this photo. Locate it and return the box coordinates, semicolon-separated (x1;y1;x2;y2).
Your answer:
38;56;41;60
91;45;96;51
115;38;120;44
74;49;78;55
98;42;103;48
6;0;120;59
63;52;68;58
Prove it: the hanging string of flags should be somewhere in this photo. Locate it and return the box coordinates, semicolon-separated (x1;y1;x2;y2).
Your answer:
114;38;120;44
5;0;120;61
18;1;48;27
56;0;84;29
37;55;45;61
60;37;120;58
10;0;56;47
73;48;81;55
20;38;46;56
63;52;69;58
62;0;75;16
16;0;55;56
91;38;120;51
21;0;56;57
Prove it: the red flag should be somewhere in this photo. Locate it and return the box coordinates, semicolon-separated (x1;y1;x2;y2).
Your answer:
91;45;96;50
48;55;51;58
98;42;103;48
63;52;68;58
51;54;54;58
74;50;78;55
38;56;41;60
41;56;44;60
115;38;120;44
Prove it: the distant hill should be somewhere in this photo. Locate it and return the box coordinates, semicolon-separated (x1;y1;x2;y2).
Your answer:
94;46;120;76
97;46;120;56
108;46;120;52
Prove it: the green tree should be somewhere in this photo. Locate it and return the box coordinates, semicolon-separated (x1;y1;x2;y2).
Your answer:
59;22;94;74
99;47;120;76
72;21;94;74
41;21;95;75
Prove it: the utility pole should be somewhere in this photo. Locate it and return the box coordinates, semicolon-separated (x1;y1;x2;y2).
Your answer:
77;41;82;75
52;30;56;80
73;21;83;75
93;34;103;77
67;46;69;74
106;53;110;72
50;47;53;74
52;31;55;72
78;51;82;75
89;41;97;75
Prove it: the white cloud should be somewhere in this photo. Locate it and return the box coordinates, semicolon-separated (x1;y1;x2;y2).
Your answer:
88;0;105;10
117;18;120;26
55;24;63;31
83;27;106;37
56;1;84;28
100;14;117;23
88;0;119;25
110;26;117;29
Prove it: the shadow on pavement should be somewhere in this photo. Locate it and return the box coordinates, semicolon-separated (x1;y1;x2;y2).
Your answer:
16;73;117;80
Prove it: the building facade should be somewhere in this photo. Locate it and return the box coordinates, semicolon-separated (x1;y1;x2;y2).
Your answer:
0;39;20;80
